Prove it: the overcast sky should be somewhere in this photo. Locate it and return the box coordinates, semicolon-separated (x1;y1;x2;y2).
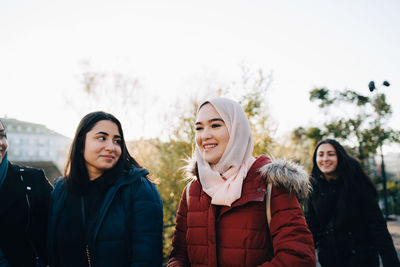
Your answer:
1;0;399;152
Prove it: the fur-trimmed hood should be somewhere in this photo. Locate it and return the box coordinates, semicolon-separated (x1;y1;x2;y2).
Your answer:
185;156;311;201
259;159;311;201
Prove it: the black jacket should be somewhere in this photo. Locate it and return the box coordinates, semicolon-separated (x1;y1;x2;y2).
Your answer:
48;166;163;267
0;162;53;267
306;175;399;267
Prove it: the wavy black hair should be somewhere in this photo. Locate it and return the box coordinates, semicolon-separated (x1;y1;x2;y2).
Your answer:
311;139;377;197
64;111;141;193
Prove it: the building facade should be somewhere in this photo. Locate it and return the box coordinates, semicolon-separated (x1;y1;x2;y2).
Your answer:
1;117;71;174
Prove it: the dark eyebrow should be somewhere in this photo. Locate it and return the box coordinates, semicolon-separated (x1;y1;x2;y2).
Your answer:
95;131;121;139
319;150;335;153
0;129;5;133
96;131;109;136
209;118;224;123
195;118;224;125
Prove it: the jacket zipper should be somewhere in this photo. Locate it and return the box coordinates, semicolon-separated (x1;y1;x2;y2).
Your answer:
81;197;93;267
20;169;40;266
86;244;92;267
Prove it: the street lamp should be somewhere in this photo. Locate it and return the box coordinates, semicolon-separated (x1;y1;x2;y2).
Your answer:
368;80;390;219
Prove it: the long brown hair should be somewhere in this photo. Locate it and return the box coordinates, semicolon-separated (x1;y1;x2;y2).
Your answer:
64;111;141;193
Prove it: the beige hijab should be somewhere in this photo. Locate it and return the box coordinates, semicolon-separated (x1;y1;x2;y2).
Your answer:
195;97;255;206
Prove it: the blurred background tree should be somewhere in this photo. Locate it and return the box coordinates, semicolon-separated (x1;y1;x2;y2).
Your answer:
308;88;399;166
64;60;150;137
129;98;198;259
289;87;400;216
238;66;275;156
272;127;324;171
289;88;400;169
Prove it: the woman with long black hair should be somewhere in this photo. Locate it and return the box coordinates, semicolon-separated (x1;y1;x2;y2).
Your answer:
306;139;399;267
47;111;163;267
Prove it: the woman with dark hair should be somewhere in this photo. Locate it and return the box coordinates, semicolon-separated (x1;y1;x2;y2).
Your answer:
47;111;163;267
0;119;53;267
306;139;399;267
168;97;315;267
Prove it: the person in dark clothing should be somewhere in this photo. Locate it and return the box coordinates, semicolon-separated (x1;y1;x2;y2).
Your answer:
47;111;163;267
0;119;53;267
306;139;400;267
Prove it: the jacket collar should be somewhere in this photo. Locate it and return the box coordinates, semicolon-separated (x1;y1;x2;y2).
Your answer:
0;163;27;214
218;155;311;216
48;165;149;261
258;158;311;201
91;166;148;243
219;155;271;216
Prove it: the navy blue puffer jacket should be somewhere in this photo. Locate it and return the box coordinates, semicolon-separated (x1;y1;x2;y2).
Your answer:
48;166;163;267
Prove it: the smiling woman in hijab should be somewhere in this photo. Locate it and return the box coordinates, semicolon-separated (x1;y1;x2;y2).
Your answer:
167;97;316;267
0;119;53;267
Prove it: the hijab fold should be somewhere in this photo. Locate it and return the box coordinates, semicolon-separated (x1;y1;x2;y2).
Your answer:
195;97;255;206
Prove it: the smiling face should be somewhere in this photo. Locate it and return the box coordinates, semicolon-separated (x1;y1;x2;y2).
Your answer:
83;120;122;180
195;103;230;167
0;121;8;164
316;143;338;180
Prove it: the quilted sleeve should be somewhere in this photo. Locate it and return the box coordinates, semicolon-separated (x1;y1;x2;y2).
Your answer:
259;186;316;267
130;177;163;267
167;185;190;267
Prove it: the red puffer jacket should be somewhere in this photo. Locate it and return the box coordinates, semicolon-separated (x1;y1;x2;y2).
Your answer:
168;155;316;267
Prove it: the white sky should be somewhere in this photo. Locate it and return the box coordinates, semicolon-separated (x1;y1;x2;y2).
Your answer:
1;0;400;152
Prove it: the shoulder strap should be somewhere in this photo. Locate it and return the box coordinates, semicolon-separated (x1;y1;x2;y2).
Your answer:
266;183;272;228
186;180;193;206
